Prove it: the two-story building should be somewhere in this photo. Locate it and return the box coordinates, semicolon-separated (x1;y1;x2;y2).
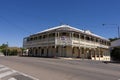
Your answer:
23;25;111;61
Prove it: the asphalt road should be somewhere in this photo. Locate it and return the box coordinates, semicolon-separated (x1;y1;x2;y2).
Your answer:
0;56;120;80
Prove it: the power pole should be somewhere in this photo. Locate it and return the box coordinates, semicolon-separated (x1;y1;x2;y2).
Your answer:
6;42;8;56
118;26;120;38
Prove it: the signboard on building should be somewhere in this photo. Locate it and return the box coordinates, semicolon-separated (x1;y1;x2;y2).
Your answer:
60;36;66;41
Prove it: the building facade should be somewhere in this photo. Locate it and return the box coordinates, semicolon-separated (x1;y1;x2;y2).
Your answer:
23;25;111;61
111;39;120;48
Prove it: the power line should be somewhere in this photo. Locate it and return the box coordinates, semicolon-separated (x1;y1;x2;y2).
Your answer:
0;15;32;35
102;24;120;38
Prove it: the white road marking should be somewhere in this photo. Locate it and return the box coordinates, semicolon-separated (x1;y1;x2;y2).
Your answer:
0;65;4;68
0;70;17;78
8;77;17;80
16;71;39;80
0;64;39;80
0;67;9;72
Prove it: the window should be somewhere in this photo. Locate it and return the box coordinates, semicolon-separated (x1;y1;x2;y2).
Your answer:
96;39;98;42
52;33;55;37
91;37;94;41
43;35;45;39
39;36;42;39
80;34;84;39
108;42;111;46
62;32;66;36
49;33;55;37
30;38;33;41
86;36;90;41
34;37;37;40
74;33;79;38
27;38;29;42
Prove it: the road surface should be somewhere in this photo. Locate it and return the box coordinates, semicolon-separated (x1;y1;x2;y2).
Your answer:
0;56;120;80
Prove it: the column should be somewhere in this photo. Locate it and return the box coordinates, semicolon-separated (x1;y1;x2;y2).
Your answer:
69;32;71;39
89;37;91;41
60;45;62;57
55;32;57;44
79;34;80;47
81;47;84;59
56;46;58;57
72;46;74;57
41;47;43;56
88;48;91;59
30;48;32;56
32;48;35;56
36;47;38;56
69;32;72;45
35;47;37;57
72;32;74;40
27;48;30;56
78;47;80;58
58;32;59;38
54;46;56;57
91;49;93;59
46;47;48;57
38;47;40;57
99;48;101;60
84;35;86;40
83;48;85;59
101;48;103;58
98;39;102;60
48;46;51;57
94;48;96;60
47;33;49;45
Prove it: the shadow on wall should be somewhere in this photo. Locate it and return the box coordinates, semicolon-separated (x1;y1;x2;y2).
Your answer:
111;47;120;61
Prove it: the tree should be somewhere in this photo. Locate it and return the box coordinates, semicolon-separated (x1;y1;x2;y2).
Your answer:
0;44;8;56
0;44;22;56
0;44;8;49
8;47;22;56
109;37;120;42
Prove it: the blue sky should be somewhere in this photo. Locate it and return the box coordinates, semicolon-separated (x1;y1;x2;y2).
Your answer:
0;0;120;47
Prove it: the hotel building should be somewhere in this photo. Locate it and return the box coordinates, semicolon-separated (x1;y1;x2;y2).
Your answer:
23;25;111;61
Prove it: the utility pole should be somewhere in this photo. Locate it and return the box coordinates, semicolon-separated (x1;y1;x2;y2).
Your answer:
102;24;120;38
6;42;8;56
118;26;120;38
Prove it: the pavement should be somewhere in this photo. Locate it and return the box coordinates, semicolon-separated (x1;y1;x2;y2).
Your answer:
0;53;4;56
0;56;120;80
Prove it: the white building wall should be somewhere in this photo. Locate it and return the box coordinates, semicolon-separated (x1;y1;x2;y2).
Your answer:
111;39;120;47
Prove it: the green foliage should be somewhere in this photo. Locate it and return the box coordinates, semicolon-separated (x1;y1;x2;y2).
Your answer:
111;47;120;61
0;44;22;56
0;44;8;49
9;49;18;56
0;44;8;55
109;37;120;42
